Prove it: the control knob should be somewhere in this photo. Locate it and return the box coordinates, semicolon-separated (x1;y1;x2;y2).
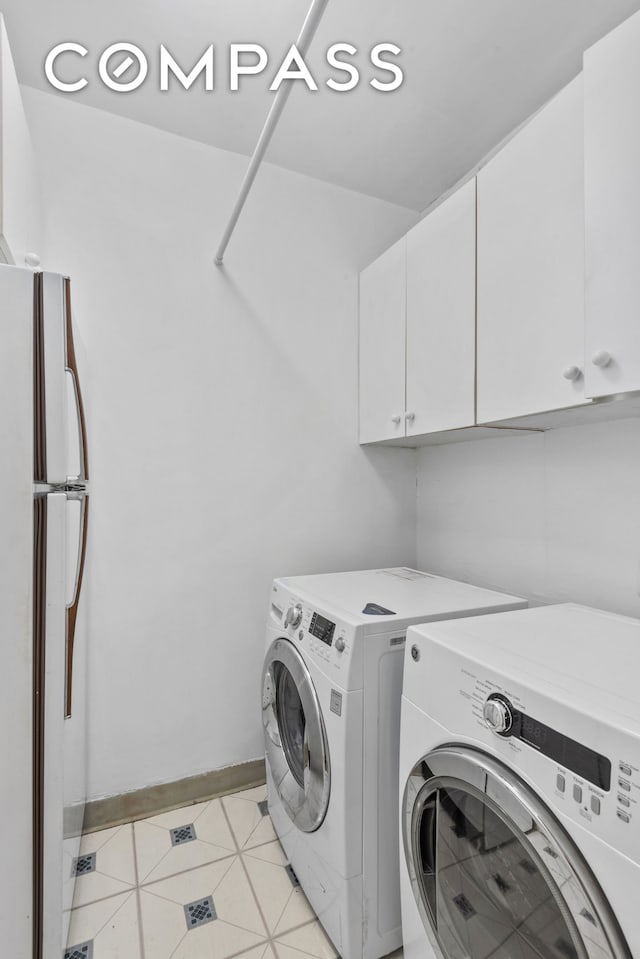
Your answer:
335;637;346;653
483;697;513;735
284;604;303;629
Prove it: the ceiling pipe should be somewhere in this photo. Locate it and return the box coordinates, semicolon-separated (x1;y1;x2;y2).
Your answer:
214;0;330;266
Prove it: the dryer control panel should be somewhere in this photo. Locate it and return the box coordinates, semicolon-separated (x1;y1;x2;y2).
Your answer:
404;630;640;860
458;672;640;853
481;692;612;791
477;690;631;823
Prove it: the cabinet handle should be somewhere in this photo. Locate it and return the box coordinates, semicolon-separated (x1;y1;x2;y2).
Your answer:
405;411;416;423
562;365;582;382
592;350;612;368
391;414;401;425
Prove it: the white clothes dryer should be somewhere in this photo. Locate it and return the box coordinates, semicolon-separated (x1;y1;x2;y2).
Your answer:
262;568;526;959
399;604;639;959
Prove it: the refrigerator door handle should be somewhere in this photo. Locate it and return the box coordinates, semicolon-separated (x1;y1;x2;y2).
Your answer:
66;367;88;485
64;277;89;484
65;491;89;718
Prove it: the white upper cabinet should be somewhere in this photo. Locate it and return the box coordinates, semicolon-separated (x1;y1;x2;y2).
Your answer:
476;75;588;423
359;237;406;443
359;11;640;446
0;15;41;267
584;11;640;398
359;181;477;444
406;178;476;435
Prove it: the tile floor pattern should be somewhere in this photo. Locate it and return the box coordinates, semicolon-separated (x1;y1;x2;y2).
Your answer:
65;785;341;959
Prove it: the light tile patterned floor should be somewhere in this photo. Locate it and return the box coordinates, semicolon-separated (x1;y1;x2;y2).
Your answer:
65;785;341;959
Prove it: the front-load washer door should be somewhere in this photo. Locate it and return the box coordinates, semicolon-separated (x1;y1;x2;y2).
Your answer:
262;638;330;833
402;747;631;959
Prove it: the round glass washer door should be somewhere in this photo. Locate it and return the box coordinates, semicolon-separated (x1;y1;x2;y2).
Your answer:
262;637;330;833
402;746;631;959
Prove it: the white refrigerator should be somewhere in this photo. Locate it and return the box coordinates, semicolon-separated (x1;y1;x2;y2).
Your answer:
0;262;90;958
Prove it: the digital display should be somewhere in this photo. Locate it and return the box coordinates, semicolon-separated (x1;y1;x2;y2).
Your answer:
310;612;335;646
516;711;611;791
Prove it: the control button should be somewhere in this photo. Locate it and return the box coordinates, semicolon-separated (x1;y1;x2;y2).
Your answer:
590;796;601;816
618;779;631;792
556;774;566;793
334;637;346;653
483;697;513;735
284;604;303;629
617;809;630;823
618;794;631;808
298;630;304;641
619;763;633;777
573;784;583;804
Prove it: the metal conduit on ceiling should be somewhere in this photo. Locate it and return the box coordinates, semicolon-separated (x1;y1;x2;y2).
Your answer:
214;0;330;266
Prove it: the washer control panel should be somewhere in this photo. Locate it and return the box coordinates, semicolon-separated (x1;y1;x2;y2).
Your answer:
309;611;335;646
272;587;353;674
306;607;350;668
284;604;303;630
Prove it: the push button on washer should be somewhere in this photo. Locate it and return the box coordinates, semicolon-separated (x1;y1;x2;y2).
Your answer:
618;779;631;792
573;784;583;804
556;774;566;793
590;796;601;816
619;763;633;777
617;809;630;823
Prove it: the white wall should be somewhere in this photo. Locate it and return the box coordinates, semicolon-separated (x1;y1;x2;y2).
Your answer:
416;418;640;617
23;87;418;800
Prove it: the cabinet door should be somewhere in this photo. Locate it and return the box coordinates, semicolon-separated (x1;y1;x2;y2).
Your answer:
406;178;476;435
359;237;406;443
584;11;640;398
0;15;41;266
477;76;588;423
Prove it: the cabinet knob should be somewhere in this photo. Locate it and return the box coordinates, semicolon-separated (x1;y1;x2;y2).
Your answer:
562;365;582;382
25;252;41;268
405;411;416;423
592;350;612;368
391;414;401;425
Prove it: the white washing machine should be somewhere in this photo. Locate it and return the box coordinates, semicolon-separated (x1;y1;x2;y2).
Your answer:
399;603;640;959
261;568;526;959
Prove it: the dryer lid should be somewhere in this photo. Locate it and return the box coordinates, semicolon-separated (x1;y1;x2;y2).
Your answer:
405;604;640;729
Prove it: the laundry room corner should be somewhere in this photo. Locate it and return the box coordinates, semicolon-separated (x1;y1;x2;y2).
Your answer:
20;85;420;805
415;417;640;616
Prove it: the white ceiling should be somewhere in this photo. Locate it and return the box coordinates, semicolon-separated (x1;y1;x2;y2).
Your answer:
4;0;640;211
